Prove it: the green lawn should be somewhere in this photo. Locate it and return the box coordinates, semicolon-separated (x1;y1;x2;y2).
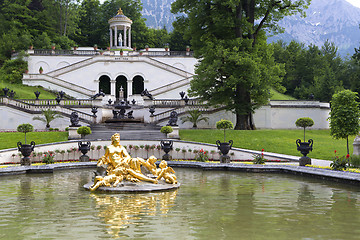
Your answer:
180;129;354;161
270;88;296;100
0;132;68;150
0;82;57;99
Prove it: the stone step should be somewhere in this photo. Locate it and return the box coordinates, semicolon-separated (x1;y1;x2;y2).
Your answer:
85;130;166;140
87;122;164;140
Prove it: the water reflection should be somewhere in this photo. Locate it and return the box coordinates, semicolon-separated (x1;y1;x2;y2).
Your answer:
91;190;178;238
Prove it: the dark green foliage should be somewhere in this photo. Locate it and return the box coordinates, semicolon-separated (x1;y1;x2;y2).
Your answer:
181;109;208;128
296;117;314;141
295;117;314;128
216;120;233;142
17;123;34;143
272;40;348;102
253;153;266;164
0;52;27;84
172;0;309;129
350;155;360;168
330;155;348;171
32;109;63;128
328;90;360;154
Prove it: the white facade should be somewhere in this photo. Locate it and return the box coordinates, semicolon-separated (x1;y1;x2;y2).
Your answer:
23;53;196;100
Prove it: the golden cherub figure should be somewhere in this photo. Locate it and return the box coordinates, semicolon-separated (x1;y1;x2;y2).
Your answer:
156;160;177;184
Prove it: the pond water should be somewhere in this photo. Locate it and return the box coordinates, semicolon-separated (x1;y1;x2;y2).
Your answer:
0;168;360;239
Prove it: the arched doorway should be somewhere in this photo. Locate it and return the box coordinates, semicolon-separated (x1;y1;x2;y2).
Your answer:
99;75;111;94
132;75;144;94
116;75;127;99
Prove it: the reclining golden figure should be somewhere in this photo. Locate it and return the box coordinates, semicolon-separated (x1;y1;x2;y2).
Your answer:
90;133;177;191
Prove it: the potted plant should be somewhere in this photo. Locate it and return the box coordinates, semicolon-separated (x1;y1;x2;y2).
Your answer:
77;126;92;161
215;119;234;163
295;117;314;166
51;43;56;50
164;43;169;51
160;126;173;138
39;66;43;74
73;44;78;50
107;46;110;51
186;45;190;52
145;45;149;51
93;44;98;50
120;49;123;56
17;123;35;166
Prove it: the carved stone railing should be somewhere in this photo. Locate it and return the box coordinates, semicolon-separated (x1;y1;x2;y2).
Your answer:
144;57;192;78
149;77;193;97
33;49;98;56
19;98;102;107
0;97;96;123
152;105;220;123
47;57;96;77
22;74;96;97
143;98;202;107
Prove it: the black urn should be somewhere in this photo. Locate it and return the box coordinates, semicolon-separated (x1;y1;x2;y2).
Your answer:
160;140;173;160
78;141;91;162
17;141;35;166
216;140;233;163
296;139;313;166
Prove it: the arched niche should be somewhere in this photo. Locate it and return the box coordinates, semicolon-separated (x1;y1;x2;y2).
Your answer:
56;61;70;69
99;75;111;94
132;75;144;95
116;75;127;99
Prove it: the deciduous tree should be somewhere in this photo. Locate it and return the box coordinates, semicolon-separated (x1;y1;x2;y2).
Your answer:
172;0;310;129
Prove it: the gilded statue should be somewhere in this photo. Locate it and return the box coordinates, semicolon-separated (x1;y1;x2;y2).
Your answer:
156;160;177;184
90;133;178;191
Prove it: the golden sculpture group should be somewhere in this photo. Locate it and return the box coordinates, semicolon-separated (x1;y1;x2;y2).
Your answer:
90;133;177;191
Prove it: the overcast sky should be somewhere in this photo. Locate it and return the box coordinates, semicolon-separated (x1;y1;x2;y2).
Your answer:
346;0;360;8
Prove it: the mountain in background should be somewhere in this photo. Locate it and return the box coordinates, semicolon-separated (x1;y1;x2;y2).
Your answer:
140;0;360;57
268;0;360;57
141;0;177;31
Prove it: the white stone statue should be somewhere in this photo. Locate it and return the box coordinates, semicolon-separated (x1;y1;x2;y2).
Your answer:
118;33;123;47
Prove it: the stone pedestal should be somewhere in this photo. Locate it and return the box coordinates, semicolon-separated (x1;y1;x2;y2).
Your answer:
79;155;90;162
68;127;81;139
168;126;179;139
299;156;311;166
353;135;360;155
220;155;230;163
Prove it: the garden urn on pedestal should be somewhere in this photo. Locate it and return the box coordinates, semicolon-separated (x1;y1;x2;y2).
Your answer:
295;117;314;166
77;126;92;162
160;140;173;160
216;120;234;163
17;124;35;166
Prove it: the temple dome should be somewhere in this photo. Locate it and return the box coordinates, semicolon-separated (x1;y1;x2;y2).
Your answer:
108;8;132;24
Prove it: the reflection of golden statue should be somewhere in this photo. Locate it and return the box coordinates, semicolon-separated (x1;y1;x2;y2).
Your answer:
90;133;177;191
92;190;178;238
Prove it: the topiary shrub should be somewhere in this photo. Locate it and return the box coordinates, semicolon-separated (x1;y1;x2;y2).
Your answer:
295;117;314;142
160;126;173;134
216;119;233;142
17;123;34;144
77;126;92;139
